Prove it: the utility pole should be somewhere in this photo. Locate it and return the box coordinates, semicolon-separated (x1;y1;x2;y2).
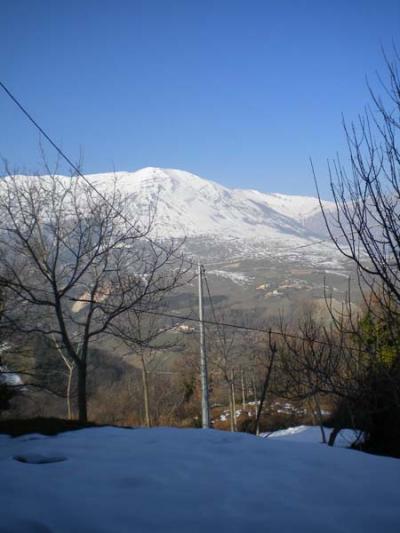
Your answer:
198;262;210;428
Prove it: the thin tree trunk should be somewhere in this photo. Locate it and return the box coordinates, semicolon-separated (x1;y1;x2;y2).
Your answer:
66;364;74;420
229;391;235;432
51;335;75;421
252;377;258;418
307;398;317;425
313;394;327;444
328;427;340;446
77;364;87;423
230;368;237;431
141;353;151;428
256;333;277;436
240;368;246;410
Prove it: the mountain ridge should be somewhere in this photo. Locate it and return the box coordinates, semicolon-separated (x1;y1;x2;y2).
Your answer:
8;167;338;263
82;166;334;245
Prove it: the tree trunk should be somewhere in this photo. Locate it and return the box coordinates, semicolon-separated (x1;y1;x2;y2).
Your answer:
313;394;327;444
77;364;87;423
240;368;246;410
252;377;258;418
141;353;151;427
307;398;317;425
51;335;75;421
256;339;277;436
328;427;341;446
230;368;237;431
66;364;74;420
229;393;235;432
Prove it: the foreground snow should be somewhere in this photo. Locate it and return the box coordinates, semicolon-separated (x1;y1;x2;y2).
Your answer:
0;427;399;532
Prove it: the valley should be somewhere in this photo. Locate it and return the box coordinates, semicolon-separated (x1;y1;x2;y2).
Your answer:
59;166;357;318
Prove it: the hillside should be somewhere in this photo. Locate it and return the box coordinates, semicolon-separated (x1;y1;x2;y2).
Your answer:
7;167;340;265
4;168;353;318
78;166;336;258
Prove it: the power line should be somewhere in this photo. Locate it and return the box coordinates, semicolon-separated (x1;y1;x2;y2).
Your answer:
202;267;368;356
261;222;383;254
203;222;386;271
132;306;372;355
203;268;226;354
1;79;385;264
0;80;195;271
291;237;330;250
0;79;380;264
0;72;370;347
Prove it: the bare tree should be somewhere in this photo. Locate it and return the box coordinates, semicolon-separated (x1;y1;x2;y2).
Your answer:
207;316;241;431
316;51;400;312
51;333;76;420
325;287;400;450
313;51;400;454
0;170;188;422
255;330;277;436
113;309;180;427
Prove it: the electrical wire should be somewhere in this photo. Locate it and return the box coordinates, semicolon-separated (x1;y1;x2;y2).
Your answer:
0;80;195;271
202;267;227;354
0;79;384;359
203;268;226;338
0;79;381;263
131;305;372;355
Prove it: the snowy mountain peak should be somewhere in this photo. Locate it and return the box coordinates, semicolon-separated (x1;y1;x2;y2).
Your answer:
9;167;333;259
80;167;335;253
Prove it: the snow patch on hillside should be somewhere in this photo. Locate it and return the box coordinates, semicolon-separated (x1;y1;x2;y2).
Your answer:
207;269;253;284
239;189;332;223
262;425;363;447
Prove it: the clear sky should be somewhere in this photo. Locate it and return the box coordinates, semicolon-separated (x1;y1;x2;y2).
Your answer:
1;0;399;197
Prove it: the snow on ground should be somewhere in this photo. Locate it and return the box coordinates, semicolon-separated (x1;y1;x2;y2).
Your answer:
1;427;399;533
261;425;363;448
324;269;351;278
207;269;253;284
0;366;23;387
239;188;334;223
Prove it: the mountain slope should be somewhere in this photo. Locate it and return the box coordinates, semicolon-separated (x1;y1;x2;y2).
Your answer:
86;167;335;248
7;167;337;263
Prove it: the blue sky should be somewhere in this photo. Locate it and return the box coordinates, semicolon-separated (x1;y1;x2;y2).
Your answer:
1;0;399;197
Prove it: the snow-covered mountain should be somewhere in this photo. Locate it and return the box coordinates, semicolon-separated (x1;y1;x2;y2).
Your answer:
2;167;346;292
84;167;334;257
6;166;336;263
